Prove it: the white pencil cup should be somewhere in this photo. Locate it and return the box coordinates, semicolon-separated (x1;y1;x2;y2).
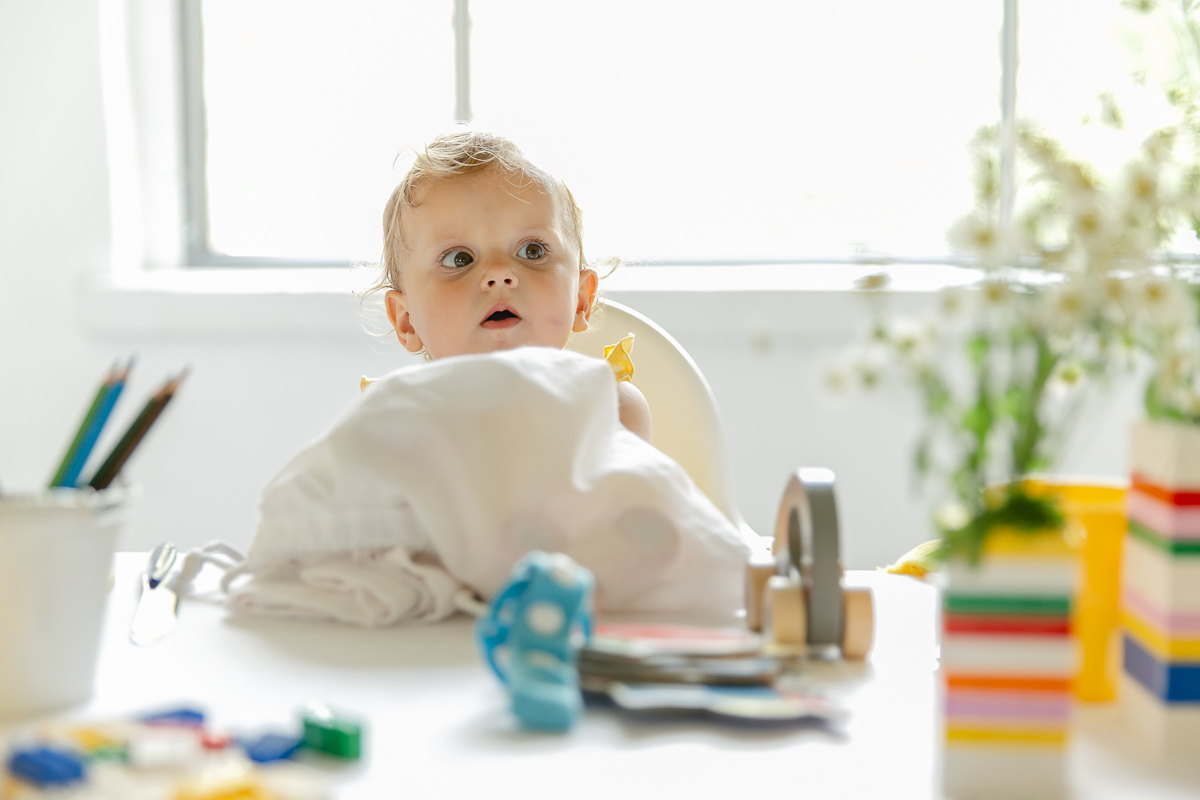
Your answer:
0;487;134;718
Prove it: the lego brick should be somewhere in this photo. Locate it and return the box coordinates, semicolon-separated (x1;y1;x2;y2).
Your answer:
1122;633;1200;703
1127;521;1200;555
944;725;1067;746
942;742;1067;799
1119;672;1200;758
6;746;86;787
974;529;1076;560
944;674;1072;693
1122;533;1200;612
139;706;206;728
1127;491;1200;540
941;634;1075;676
301;709;362;760
943;593;1072;617
944;558;1077;595
241;732;303;763
1123;586;1200;637
1121;606;1200;660
944;688;1071;725
943;613;1070;636
1130;473;1200;506
1130;419;1200;488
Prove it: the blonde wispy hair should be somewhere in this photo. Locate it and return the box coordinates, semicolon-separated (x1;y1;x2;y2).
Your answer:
370;130;589;297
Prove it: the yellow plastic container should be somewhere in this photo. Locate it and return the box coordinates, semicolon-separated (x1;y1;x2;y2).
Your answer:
1024;476;1127;702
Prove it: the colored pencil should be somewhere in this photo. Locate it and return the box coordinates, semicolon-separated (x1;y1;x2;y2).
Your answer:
50;359;131;488
87;367;188;491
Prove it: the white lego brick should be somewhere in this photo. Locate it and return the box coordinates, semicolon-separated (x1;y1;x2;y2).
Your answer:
1119;672;1200;761
1122;533;1200;612
1131;419;1200;489
941;634;1076;677
944;559;1077;596
941;742;1067;800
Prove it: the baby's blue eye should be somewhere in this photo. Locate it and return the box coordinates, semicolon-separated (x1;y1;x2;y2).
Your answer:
517;242;546;260
441;250;473;268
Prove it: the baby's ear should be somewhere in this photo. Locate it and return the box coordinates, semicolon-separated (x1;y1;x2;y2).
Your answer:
573;268;599;333
384;289;425;354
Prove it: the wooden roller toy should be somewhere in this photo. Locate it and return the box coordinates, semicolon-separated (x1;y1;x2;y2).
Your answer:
746;468;874;659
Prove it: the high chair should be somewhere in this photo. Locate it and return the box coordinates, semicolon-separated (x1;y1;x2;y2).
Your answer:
566;299;748;539
569;299;874;659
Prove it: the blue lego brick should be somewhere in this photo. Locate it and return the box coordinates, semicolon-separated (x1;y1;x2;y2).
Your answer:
1123;633;1200;704
139;706;206;727
7;745;86;787
241;732;304;763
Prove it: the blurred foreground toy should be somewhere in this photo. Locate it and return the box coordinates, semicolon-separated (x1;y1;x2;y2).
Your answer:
477;551;594;731
4;703;344;799
7;745;86;787
745;469;874;659
301;703;362;759
1120;421;1200;757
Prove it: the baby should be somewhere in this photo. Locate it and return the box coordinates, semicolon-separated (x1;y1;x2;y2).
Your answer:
373;130;652;441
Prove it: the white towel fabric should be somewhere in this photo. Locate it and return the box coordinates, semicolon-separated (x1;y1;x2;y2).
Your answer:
211;347;755;627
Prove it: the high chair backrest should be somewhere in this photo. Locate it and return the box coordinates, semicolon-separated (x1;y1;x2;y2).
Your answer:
566;299;749;534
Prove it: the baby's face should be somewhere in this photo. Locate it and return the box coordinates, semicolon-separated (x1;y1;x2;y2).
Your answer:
385;170;596;359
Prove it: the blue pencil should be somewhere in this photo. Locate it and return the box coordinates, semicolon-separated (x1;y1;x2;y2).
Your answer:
55;358;133;488
49;360;118;487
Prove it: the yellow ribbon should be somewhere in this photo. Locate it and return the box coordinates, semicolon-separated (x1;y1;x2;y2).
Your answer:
604;333;636;382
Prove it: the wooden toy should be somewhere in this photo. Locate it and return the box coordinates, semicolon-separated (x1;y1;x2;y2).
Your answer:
1119;419;1200;757
746;469;874;660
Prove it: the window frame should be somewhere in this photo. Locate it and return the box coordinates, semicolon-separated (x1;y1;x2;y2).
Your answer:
172;0;1017;271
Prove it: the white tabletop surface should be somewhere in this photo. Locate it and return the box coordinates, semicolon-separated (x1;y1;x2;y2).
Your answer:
3;553;1199;799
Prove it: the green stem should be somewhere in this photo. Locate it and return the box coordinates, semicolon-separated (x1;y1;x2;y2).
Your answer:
1010;334;1058;477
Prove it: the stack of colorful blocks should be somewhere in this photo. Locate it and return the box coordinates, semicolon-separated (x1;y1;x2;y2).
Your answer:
940;529;1077;799
1121;420;1200;755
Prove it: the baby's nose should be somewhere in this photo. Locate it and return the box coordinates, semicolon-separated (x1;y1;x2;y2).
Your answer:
482;259;519;288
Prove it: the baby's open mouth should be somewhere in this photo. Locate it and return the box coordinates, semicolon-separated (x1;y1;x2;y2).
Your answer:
482;307;521;328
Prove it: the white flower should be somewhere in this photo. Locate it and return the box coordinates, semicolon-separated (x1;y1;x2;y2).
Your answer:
1064;191;1109;253
822;363;851;394
1099;92;1126;129
978;278;1014;309
1122;158;1162;215
1097;271;1139;323
1035;278;1093;333
934;502;971;534
1133;273;1196;330
940;286;966;317
1142;128;1176;163
849;344;890;389
1047;359;1088;401
947;213;1007;266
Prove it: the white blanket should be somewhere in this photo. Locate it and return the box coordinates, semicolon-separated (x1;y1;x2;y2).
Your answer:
212;347;755;626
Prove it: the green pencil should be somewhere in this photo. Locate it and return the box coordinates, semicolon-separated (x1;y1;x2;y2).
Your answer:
49;361;120;488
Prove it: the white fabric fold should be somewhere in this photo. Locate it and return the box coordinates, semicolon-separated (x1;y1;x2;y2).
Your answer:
215;347;754;627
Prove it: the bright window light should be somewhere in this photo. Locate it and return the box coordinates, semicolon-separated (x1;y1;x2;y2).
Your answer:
193;1;1001;265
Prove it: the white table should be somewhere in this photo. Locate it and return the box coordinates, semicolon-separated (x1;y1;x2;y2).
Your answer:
3;554;1199;799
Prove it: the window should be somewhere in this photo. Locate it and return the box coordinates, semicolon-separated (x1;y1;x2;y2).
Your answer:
179;0;1006;268
179;1;1200;270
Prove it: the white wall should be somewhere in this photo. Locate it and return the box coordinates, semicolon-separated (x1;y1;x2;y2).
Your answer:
0;1;1140;570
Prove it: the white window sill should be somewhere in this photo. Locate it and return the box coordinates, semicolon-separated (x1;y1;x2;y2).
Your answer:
80;264;975;340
